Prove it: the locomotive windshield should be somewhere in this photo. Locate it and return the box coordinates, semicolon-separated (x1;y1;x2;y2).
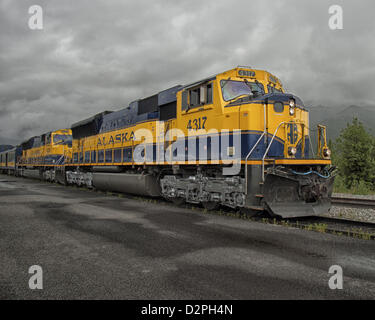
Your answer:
53;134;72;146
221;80;264;101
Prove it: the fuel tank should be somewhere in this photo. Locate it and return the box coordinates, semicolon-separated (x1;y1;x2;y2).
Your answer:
92;172;161;197
22;169;42;180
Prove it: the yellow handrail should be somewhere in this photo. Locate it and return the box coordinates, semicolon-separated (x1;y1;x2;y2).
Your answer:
317;125;328;158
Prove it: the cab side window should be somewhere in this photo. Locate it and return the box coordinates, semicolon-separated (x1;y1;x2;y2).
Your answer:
182;83;213;111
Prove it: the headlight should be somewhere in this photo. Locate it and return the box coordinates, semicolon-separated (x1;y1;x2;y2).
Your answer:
288;146;297;156
289;99;295;115
323;148;331;158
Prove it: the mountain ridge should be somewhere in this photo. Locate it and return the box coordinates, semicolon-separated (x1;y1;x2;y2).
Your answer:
309;104;375;140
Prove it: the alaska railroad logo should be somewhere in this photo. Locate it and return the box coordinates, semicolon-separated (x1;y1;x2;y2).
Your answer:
97;131;135;147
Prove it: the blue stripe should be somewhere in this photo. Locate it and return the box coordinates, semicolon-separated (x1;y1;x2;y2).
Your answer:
76;132;311;164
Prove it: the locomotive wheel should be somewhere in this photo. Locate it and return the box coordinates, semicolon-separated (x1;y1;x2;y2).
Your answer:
202;201;220;211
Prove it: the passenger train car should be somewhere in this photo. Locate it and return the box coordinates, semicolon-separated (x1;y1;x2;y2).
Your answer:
0;67;335;218
0;146;22;175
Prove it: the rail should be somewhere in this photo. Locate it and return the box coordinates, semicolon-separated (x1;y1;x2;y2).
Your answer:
331;196;375;209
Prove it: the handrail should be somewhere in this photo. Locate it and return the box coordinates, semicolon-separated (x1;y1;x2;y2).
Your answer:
317;125;327;158
259;121;325;182
308;133;315;158
56;154;64;165
244;132;265;194
244;102;267;195
262;121;286;181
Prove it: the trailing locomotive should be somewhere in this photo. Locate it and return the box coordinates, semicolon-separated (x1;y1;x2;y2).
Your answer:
17;129;72;182
1;67;335;218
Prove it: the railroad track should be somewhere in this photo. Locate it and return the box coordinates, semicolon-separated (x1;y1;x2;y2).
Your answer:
128;193;375;240
331;196;375;209
2;174;374;240
280;215;375;240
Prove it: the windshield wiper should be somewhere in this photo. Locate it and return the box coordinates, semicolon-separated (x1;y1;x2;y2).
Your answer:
225;94;253;106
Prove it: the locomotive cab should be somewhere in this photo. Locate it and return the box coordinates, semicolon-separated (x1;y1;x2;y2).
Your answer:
51;129;73;164
41;129;73;165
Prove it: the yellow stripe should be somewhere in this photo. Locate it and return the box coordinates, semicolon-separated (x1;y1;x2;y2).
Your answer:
270;159;331;165
67;158;331;166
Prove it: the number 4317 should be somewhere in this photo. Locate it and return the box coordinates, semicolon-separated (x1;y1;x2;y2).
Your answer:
187;117;207;130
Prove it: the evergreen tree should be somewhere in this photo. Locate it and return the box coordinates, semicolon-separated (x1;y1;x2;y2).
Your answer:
334;118;374;188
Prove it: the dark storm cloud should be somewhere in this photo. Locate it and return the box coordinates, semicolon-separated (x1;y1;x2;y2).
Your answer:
0;0;374;143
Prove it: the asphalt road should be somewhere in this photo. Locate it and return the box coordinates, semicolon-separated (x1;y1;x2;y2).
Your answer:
0;174;374;299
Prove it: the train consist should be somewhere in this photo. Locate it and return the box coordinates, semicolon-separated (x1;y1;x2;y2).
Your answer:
0;67;335;217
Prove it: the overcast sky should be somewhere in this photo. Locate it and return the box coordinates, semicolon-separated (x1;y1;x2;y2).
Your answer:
0;0;374;143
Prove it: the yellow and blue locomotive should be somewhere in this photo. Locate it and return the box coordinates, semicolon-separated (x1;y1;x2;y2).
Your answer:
64;67;334;217
2;67;334;217
18;129;72;181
